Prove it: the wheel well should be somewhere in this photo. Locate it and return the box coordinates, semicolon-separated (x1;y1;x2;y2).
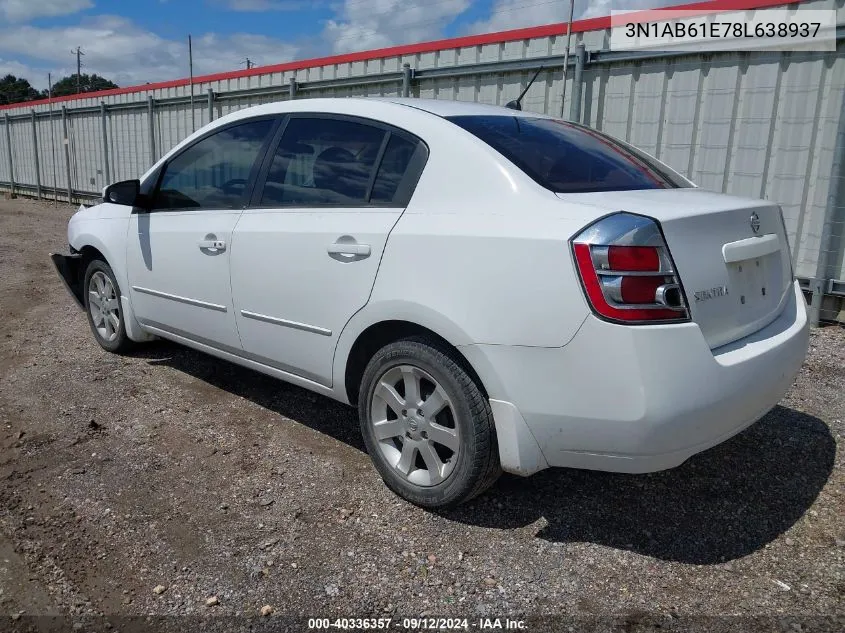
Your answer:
64;245;106;304
344;320;487;406
77;245;106;277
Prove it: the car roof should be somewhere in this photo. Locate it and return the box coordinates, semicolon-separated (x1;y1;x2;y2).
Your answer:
368;97;552;119
219;97;551;122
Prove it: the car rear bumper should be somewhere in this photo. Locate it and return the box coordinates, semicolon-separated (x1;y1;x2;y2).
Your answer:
463;280;809;475
50;252;84;309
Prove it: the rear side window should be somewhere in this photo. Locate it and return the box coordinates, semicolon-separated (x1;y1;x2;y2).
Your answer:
259;117;385;206
447;115;691;193
370;134;417;203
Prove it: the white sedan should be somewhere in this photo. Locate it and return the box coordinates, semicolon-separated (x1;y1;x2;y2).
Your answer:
51;98;809;508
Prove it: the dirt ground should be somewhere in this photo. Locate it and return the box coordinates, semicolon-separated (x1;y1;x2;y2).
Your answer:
0;197;842;632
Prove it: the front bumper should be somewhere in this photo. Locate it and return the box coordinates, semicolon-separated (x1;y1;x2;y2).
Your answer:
50;252;84;309
464;281;809;475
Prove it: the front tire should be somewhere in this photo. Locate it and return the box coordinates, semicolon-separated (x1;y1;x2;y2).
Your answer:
83;259;134;354
358;337;501;508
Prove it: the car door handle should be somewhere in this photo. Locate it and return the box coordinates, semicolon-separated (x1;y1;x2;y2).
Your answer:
327;243;371;257
198;239;226;251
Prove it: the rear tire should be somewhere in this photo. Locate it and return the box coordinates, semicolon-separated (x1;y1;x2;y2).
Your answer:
358;336;501;508
83;259;134;354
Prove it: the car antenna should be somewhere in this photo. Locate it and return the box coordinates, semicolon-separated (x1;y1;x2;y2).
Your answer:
505;66;544;111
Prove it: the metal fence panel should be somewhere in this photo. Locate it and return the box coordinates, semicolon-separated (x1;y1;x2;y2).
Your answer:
9;118;36;188
0;120;9;185
68;111;104;195
31;113;64;195
110;107;151;183
655;60;700;173
724;55;779;202
797;53;845;282
769;52;833;279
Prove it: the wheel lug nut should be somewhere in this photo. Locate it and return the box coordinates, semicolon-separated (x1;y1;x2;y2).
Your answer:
421;431;428;439
401;409;407;416
417;409;423;416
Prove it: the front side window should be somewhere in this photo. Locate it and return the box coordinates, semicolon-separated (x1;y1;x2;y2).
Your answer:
259;117;388;206
447;115;692;193
153;119;274;210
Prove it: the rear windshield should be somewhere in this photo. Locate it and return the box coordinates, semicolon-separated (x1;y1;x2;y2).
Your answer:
447;115;692;193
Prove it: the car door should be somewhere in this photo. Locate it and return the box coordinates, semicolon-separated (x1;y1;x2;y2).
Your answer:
230;114;428;386
127;117;278;351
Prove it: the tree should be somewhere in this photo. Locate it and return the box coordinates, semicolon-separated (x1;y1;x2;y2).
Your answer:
0;74;42;105
49;73;118;97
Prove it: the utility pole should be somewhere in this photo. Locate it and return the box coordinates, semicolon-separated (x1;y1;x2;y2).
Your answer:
559;0;575;119
71;46;84;93
48;72;58;207
188;35;195;133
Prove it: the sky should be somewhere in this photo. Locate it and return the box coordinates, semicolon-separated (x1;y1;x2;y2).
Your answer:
0;0;687;90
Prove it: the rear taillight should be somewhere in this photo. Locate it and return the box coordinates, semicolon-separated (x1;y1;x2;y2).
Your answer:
571;212;689;324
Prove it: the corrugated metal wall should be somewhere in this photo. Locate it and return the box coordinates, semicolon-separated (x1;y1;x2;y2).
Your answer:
1;0;844;321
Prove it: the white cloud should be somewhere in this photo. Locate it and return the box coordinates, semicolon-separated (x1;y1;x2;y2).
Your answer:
467;0;684;34
323;0;471;54
580;0;672;19
0;15;299;89
216;0;317;10
467;0;568;34
0;57;38;80
0;0;92;23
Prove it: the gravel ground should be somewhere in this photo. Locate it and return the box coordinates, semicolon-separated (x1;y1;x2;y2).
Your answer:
0;197;843;632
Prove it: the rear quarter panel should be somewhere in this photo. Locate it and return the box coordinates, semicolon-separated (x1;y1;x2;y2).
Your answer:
370;208;590;347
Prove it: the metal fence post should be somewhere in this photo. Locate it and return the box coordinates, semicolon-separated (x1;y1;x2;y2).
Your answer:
207;88;215;123
3;113;15;197
31;111;42;199
402;63;412;97
147;96;156;164
61;106;72;203
100;102;111;185
289;77;297;100
808;87;845;326
569;44;586;123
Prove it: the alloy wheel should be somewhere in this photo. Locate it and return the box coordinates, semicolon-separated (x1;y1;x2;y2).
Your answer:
369;364;460;487
88;271;120;342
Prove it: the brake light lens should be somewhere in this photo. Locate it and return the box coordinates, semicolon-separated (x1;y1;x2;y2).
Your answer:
620;276;664;303
607;245;659;271
571;213;689;324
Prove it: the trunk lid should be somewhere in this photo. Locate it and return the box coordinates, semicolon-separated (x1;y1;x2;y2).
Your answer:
558;188;793;349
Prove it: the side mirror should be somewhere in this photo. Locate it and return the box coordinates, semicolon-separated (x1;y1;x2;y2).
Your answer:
103;179;141;207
